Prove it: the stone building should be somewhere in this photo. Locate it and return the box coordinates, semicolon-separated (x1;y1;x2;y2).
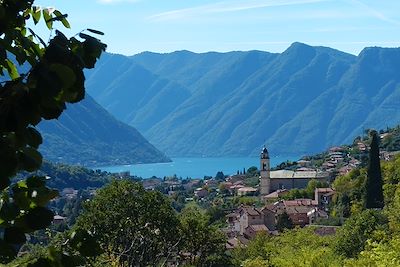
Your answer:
226;206;276;236
259;147;329;197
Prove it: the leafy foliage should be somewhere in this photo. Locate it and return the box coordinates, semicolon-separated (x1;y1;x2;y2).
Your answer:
179;206;227;266
233;228;341;267
383;155;400;233
276;212;294;232
0;0;105;263
36;161;110;190
283;179;329;200
75;180;180;266
332;168;366;218
380;125;400;152
333;209;388;258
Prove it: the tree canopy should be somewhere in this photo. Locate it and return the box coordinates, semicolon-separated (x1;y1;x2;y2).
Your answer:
75;179;180;266
0;0;105;263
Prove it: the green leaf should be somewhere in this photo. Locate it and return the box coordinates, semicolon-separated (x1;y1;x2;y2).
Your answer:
69;229;102;257
26;258;53;267
4;59;20;80
53;10;70;28
19;147;43;172
25;127;43;149
4;227;26;244
31;6;42;25
0;201;20;222
27;28;46;48
25;207;54;230
12;181;31;210
0;178;10;191
60;253;86;267
80;37;107;68
42;8;53;30
49;63;76;90
30;187;59;207
0;240;17;263
26;176;46;188
79;32;97;41
0;140;18;185
39;100;66;120
87;29;104;35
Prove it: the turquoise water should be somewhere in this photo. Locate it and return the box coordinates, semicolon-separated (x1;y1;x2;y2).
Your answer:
96;156;299;179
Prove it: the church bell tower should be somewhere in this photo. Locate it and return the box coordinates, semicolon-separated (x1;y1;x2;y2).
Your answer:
260;146;271;196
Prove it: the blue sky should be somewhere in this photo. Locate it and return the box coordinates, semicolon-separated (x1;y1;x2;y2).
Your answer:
34;0;400;56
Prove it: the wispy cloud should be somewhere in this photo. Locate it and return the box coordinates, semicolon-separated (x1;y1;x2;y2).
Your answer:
347;0;400;26
148;0;329;21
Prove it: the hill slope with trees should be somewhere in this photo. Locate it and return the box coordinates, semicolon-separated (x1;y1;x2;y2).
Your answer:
37;94;171;166
85;43;400;156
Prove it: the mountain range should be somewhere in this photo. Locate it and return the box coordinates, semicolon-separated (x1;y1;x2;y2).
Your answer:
37;94;170;166
84;42;400;157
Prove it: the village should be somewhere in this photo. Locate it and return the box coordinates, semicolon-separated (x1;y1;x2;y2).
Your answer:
138;130;400;248
51;129;400;250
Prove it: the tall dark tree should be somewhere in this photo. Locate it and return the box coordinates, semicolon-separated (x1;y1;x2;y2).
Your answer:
365;131;384;209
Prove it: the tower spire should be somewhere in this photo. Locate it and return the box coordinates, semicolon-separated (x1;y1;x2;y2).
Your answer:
260;146;271;197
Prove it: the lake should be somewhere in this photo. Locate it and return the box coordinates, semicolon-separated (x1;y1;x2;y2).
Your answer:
96;156;300;179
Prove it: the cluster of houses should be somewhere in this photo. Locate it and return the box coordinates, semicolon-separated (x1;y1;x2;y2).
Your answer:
225;186;336;248
320;146;362;177
319;138;399;177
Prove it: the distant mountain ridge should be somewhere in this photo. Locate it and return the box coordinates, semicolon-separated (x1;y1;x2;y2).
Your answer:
38;94;171;166
85;42;400;156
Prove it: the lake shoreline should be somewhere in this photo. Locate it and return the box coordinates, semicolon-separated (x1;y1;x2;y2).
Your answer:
95;156;300;179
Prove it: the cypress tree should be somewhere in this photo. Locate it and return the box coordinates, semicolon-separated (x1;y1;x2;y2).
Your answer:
365;131;384;209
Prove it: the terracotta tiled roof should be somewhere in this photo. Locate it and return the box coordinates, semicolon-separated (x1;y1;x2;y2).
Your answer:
238;187;258;192
285;206;314;214
226;238;240;249
316;188;334;193
239;206;262;216
283;199;316;206
237;235;250;245
248;224;269;232
264;189;289;199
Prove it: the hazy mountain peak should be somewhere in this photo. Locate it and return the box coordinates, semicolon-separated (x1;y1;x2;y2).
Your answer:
85;44;400;157
284;42;314;52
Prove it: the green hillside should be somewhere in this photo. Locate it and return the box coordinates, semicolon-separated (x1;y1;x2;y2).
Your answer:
37;95;171;166
85;43;400;156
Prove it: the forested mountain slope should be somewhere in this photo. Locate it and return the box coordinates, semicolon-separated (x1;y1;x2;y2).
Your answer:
38;94;171;166
85;43;400;156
